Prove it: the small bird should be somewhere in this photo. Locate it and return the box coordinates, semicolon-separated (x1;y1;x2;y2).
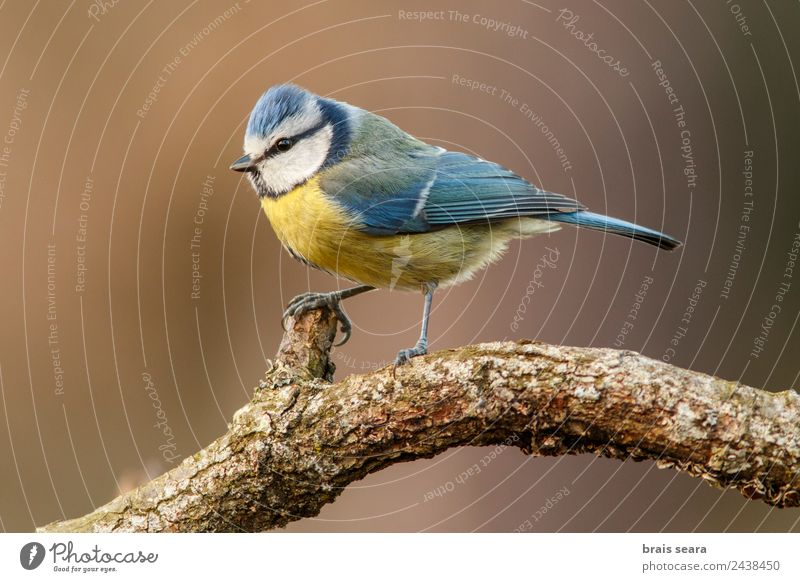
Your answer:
231;84;680;368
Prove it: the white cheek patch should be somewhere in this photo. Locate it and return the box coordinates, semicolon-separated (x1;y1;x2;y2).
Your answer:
257;124;333;195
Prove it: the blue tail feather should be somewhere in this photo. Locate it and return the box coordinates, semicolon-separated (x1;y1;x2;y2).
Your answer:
547;211;681;251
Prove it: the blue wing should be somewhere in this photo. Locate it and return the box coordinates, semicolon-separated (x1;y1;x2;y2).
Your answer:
321;148;584;235
318;152;436;235
421;151;583;226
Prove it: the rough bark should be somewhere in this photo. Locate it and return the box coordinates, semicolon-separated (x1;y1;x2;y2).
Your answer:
38;307;800;532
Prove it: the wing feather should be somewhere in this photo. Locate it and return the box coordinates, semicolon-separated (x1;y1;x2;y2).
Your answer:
319;114;583;235
422;152;583;226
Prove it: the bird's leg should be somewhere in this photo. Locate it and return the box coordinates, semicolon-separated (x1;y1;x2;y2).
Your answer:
393;282;437;372
282;285;375;346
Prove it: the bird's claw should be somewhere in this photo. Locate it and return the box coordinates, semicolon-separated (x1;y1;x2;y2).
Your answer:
391;343;428;377
281;292;353;346
330;302;352;346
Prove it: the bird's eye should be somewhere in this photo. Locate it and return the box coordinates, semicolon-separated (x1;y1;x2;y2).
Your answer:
275;138;293;153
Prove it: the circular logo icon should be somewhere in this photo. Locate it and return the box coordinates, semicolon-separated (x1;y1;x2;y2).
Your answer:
20;542;46;570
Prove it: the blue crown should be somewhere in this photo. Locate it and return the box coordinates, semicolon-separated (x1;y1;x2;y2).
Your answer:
246;84;313;138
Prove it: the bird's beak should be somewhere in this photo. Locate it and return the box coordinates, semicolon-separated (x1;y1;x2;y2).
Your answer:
229;154;256;172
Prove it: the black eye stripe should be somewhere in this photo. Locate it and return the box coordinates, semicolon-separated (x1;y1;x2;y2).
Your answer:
264;121;328;159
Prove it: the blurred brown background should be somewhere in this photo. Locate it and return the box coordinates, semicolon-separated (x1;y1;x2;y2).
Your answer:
0;0;798;532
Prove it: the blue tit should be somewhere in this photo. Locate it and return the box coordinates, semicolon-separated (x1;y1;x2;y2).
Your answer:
230;84;681;368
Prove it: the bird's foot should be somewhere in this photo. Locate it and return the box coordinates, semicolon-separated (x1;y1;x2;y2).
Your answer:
392;340;428;377
282;291;353;346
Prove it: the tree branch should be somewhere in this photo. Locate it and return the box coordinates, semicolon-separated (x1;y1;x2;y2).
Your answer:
38;307;800;532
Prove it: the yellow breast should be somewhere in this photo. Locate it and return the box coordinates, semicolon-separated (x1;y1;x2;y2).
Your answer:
261;177;400;287
260;177;345;269
261;177;553;290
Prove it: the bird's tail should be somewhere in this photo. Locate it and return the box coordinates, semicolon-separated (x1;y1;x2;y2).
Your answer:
547;211;681;251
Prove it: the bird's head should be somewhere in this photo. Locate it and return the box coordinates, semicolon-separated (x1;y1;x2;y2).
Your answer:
230;84;352;198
